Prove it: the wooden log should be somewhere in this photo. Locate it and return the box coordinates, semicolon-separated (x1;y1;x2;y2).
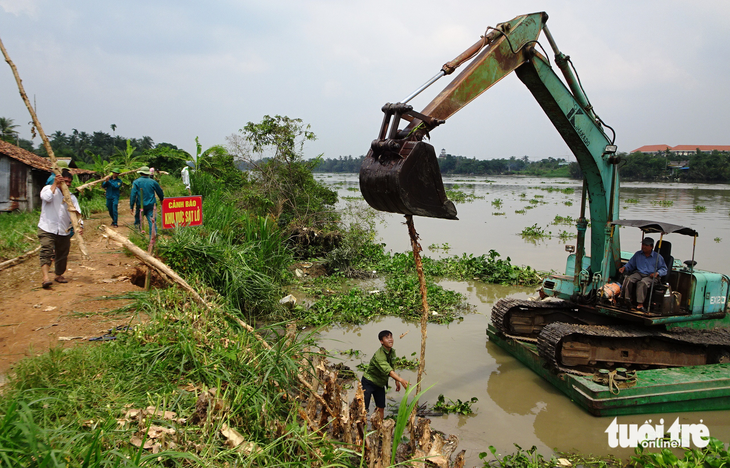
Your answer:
349;382;367;448
411;417;432;468
102;225;209;308
1;37;88;259
76;169;139;192
0;245;40;271
378;418;395;468
452;449;466;468
306;353;324;421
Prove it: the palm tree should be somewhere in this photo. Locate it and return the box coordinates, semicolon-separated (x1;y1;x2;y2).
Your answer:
0;117;19;143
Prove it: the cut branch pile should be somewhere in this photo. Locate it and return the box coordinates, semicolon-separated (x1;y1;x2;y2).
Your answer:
297;348;465;468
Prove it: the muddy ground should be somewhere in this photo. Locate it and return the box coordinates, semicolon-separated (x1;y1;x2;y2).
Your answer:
0;202;152;377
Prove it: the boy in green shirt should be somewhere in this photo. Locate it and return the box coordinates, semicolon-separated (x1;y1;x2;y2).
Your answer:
361;330;410;419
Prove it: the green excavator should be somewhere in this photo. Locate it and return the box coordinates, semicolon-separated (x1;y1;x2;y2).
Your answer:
359;12;730;380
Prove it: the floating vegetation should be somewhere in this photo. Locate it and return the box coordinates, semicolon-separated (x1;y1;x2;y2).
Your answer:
339;348;362;358
521;224;550;239
514;209;526;214
564;201;573;206
694;205;707;212
298;274;468;326
346;187;359;191
519;192;527;198
378;250;544;286
445;189;484;204
558;230;576;240
433;394;479;415
528;199;539;205
651;200;674;207
538;186;575;194
714;237;722;243
552;215;575;225
342;195;362;201
492;212;506;216
624;198;639;204
428;242;451;252
491;198;503;208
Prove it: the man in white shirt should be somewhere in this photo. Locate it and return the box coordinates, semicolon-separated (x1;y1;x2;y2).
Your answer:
181;165;191;195
37;169;83;289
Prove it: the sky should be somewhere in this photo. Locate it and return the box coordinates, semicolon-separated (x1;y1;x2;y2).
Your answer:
1;0;729;161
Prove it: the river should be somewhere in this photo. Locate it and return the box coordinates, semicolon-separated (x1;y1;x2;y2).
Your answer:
313;173;730;465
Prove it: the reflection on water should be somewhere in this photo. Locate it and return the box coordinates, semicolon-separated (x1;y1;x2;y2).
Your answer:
314;174;730;464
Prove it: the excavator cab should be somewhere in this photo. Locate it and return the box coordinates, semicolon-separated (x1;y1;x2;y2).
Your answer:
359;103;457;220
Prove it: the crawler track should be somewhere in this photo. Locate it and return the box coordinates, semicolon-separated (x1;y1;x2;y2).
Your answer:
491;298;587;338
538;322;730;372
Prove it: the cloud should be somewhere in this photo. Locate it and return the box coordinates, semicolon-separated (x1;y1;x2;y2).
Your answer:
0;0;38;17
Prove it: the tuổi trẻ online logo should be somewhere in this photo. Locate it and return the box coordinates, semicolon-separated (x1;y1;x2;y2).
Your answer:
605;417;710;449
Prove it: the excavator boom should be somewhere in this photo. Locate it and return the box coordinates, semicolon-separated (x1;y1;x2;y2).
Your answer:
360;11;618;278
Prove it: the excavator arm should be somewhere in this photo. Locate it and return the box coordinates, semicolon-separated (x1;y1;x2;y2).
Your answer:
359;11;621;280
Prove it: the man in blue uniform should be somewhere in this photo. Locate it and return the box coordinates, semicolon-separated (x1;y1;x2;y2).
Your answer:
130;166;164;237
619;237;668;310
101;168;123;227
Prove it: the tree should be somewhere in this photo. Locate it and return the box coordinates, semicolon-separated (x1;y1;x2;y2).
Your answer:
0;117;19;143
229;115;338;228
143;145;191;173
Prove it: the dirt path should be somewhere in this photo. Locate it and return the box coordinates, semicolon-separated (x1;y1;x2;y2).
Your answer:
0;200;152;376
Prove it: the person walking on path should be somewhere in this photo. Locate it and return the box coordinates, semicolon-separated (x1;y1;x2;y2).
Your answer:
361;330;410;420
130;166;164;237
101;168;123;227
37;169;83;289
181;165;191;195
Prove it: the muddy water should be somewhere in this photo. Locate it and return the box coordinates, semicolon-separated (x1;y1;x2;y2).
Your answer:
315;174;730;464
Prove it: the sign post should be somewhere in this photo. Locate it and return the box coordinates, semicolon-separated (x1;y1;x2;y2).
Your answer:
161;196;203;229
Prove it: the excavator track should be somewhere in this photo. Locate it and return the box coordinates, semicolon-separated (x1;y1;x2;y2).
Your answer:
491;298;586;339
538;322;730;372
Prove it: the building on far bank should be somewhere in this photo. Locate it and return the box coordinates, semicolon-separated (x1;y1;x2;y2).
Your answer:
631;144;730;156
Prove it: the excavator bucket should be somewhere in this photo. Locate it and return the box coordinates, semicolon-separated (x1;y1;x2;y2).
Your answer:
359;140;458;220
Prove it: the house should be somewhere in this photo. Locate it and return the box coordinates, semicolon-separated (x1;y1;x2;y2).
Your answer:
0;140;95;212
631;144;730;156
669;145;730;156
630;145;672;155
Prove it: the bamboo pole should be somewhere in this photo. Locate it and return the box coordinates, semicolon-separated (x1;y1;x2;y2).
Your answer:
76;169;139;192
0;37;89;259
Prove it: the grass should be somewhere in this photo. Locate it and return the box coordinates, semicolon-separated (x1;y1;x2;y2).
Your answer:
158;186;293;321
0;210;38;260
0;289;351;466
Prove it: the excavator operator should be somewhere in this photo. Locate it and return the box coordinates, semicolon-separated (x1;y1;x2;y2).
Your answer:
619;237;668;311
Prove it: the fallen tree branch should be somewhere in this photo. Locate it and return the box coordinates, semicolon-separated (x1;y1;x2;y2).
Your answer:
0;245;41;271
101;225;274;352
101;225;210;308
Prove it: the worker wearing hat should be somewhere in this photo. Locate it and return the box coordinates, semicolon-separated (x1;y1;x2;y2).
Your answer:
618;236;668;311
101;168;123;227
130;166;164;237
